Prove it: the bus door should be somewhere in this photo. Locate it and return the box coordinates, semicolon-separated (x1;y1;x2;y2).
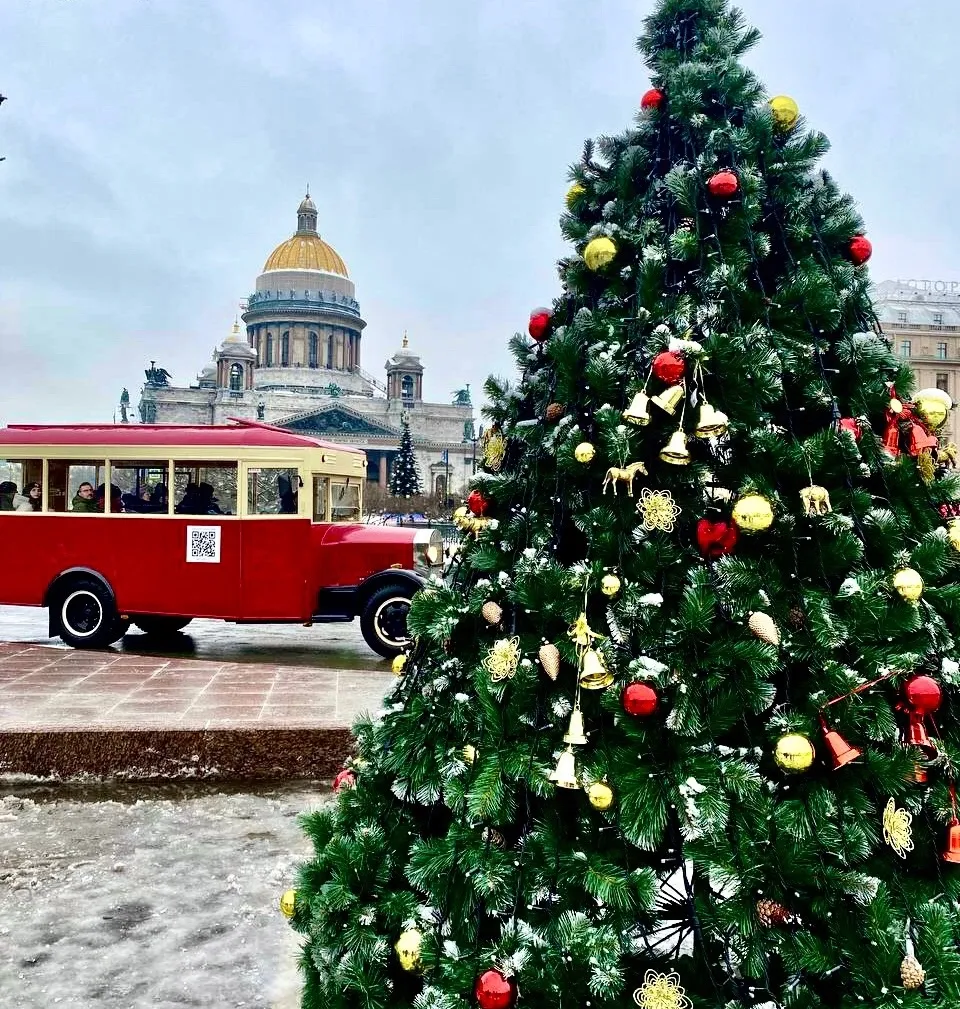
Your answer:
239;463;312;620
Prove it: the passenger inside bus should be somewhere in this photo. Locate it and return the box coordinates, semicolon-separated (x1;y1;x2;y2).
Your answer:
176;482;226;516
14;482;41;512
278;475;298;514
72;482;98;513
95;484;123;513
0;481;15;511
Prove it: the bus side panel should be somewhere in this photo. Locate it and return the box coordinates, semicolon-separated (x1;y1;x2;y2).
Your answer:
1;516;243;620
239;519;312;620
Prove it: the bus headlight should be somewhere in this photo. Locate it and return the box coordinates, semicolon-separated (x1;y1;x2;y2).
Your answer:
414;529;445;574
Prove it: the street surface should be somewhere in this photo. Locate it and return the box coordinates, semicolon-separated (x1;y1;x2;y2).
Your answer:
0;780;316;1008
0;603;383;672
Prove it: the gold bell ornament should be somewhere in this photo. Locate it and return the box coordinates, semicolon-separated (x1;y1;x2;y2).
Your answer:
549;745;580;789
587;781;614;810
660;428;691;466
622;391;652;427
563;706;589;746
395;928;423;972
695;402;729;439
579;648;614;690
893;567;924;603
651;384;685;416
947;518;960;553
279;889;297;919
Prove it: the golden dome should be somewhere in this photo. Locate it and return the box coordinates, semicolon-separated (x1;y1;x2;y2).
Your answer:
263;234;348;276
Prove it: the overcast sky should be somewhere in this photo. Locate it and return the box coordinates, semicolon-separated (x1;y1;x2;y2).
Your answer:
1;0;958;425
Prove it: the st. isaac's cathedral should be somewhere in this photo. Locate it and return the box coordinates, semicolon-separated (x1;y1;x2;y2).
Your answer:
138;193;477;498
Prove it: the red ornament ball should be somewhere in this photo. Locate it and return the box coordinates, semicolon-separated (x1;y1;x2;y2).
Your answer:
696;518;739;559
622;682;659;717
905;675;942;716
849;235;873;266
652;350;686;384
468;489;490;517
475;969;517;1009
707;170;739;198
641;88;665;111
528;307;552;343
333;769;355;793
838;417;862;442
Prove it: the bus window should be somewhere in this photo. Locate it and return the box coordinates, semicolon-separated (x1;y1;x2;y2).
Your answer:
174;462;237;516
0;459;29;511
331;480;361;522
312;476;328;522
45;460;106;513
111;461;171;514
247;467;300;516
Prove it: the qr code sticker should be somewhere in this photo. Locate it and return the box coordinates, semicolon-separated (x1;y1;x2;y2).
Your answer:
186;525;221;564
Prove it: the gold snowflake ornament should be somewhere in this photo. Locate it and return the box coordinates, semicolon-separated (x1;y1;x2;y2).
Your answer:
482;430;507;472
633;971;692;1009
484;637;521;682
883;798;914;859
638;488;682;533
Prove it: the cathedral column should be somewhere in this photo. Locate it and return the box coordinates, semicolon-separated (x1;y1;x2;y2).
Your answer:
379;455;387;488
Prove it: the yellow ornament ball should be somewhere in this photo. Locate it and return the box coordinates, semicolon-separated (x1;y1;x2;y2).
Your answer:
574;442;596;464
583;236;617;271
769;95;799;129
462;744;477;765
774;733;815;773
893;567;924;603
279;889;297;919
565;182;586;209
601;574;621;597
914;388;953;431
948;518;960;553
395;928;423;972
587;781;614;810
392;653;407;676
732;494;774;533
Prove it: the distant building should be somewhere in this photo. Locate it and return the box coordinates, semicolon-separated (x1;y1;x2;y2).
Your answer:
139;193;477;498
873;279;960;443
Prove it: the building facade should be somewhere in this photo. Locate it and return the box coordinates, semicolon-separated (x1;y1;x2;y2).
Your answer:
139;194;477;498
873;279;960;443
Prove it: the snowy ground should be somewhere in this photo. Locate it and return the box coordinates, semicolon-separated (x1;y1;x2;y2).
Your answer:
0;780;325;1008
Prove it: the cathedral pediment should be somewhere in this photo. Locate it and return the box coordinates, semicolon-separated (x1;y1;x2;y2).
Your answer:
280;404;399;439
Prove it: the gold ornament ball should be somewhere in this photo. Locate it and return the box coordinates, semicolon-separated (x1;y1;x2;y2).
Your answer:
462;744;477;765
574;442;596;464
774;733;815;773
583;236;617;271
948;518;960;553
587;781;614;810
769;95;799;129
914;388;953;430
279;889;296;919
565;182;586;209
392;654;407;675
732;493;774;533
893;567;924;603
395;928;423;972
601;574;621;597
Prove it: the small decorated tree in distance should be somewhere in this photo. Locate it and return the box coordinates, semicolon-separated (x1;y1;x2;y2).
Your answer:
286;3;960;1009
389;415;423;499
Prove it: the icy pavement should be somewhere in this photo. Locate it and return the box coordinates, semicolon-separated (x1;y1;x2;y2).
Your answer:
0;780;323;1007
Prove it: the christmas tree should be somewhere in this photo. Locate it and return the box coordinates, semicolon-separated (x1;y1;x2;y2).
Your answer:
285;3;960;1009
390;416;424;498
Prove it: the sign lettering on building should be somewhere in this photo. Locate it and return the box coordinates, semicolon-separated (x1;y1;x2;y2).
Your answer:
898;279;960;295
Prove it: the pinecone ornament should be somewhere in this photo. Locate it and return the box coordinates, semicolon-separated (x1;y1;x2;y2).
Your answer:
756;898;791;927
538;643;560;681
545;403;565;423
482;601;503;625
748;611;781;646
787;606;805;630
900;955;925;990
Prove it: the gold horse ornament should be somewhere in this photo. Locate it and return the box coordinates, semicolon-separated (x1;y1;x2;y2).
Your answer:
602;461;649;497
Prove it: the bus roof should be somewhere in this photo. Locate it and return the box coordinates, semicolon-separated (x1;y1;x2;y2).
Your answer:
0;419;365;455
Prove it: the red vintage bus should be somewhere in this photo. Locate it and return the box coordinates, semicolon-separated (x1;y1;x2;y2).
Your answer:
0;421;443;656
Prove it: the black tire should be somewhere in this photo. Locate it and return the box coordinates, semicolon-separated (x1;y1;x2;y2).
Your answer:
55;578;119;650
132;616;193;636
360;584;414;658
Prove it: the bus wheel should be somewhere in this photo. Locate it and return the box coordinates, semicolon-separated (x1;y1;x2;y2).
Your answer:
132;616;193;637
56;579;119;650
360;585;413;658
